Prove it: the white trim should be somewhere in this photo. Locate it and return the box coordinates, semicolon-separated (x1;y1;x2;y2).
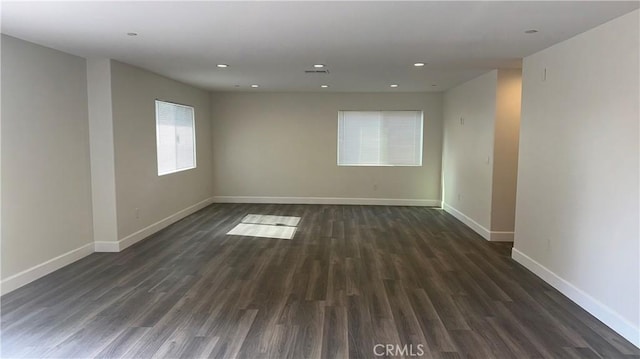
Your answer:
95;197;214;252
210;196;440;207
1;243;94;295
512;248;640;348
442;203;513;242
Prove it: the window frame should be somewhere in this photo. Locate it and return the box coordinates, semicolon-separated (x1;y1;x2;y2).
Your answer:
337;110;424;167
155;99;197;176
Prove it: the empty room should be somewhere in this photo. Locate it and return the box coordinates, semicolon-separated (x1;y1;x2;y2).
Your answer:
1;1;639;358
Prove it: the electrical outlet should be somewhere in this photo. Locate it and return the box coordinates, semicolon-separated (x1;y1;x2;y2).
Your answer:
135;208;140;219
373;184;378;191
457;193;461;201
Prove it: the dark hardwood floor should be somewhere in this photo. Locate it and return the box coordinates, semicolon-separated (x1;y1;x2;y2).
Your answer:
2;204;638;358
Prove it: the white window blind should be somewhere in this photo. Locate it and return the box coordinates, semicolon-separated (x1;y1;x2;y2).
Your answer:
337;111;423;166
155;100;196;175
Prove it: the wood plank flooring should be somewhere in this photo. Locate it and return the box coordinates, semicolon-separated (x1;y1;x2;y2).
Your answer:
2;204;638;358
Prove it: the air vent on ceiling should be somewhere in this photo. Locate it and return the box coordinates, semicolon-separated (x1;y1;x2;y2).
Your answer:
305;69;329;74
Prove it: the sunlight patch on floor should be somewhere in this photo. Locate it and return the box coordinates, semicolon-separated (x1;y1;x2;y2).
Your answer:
226;214;301;240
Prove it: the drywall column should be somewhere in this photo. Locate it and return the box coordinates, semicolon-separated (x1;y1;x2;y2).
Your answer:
87;59;119;251
490;69;522;238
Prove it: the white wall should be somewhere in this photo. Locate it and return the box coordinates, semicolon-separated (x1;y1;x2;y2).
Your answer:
1;35;94;292
210;92;442;205
110;61;213;243
513;10;639;346
442;71;497;230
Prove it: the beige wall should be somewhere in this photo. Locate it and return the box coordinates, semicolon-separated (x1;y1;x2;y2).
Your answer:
442;71;498;229
1;35;93;279
210;92;442;203
110;61;213;239
491;69;522;231
513;10;639;345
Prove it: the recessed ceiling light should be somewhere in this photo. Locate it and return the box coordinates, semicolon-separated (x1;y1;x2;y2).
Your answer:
251;84;259;88
126;32;138;36
390;84;399;88
321;85;329;88
431;84;437;87
217;64;229;68
525;29;539;34
313;64;325;68
414;62;426;67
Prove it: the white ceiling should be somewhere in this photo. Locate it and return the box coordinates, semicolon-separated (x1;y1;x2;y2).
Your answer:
2;1;638;92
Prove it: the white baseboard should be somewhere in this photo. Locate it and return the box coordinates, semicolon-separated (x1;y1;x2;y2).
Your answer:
95;197;214;252
512;248;640;348
442;202;490;239
1;243;94;295
211;196;440;207
442;202;491;240
442;203;513;241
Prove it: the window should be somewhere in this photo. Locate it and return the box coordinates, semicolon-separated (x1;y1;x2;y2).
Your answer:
337;110;423;166
155;100;196;175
